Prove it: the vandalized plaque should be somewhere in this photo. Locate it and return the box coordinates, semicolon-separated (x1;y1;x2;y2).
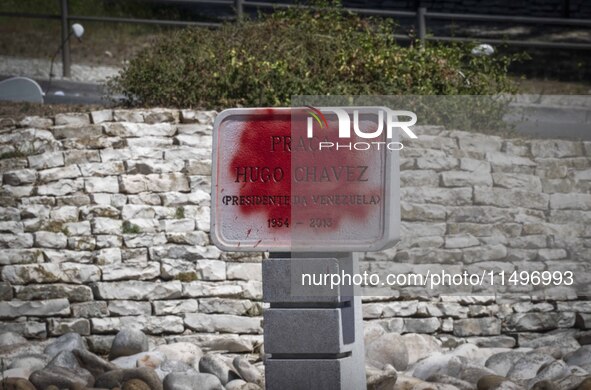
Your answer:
211;107;402;252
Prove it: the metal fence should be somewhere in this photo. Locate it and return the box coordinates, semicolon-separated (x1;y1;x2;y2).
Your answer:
1;0;590;77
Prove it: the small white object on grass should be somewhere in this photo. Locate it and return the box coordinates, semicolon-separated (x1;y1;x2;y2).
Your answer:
72;24;85;40
471;43;495;56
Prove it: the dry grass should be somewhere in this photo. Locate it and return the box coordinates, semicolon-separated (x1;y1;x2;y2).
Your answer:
0;18;167;68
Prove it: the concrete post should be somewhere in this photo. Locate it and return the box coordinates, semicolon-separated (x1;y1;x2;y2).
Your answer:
60;0;71;78
263;253;366;390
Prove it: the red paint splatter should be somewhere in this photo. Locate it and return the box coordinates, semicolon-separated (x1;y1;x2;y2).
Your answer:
227;108;384;233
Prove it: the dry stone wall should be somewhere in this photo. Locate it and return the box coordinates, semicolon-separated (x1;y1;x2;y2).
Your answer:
0;109;590;354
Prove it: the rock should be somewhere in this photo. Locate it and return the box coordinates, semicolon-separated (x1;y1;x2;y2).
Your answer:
367;367;398;390
412;353;454;380
477;375;520;390
456;365;498;385
112;352;165;369
531;380;560;390
163;372;223;390
505;313;560;332
454;318;502;337
160;360;195;374
234;383;262;390
507;353;555;381
7;354;48;373
55;113;90;126
198;354;239;385
29;365;94;390
403;317;441;334
47;350;80;369
225;379;248;390
565;346;591;367
233;356;261;384
531;347;563;360
402;334;441;365
123;379;152;390
394;375;429;390
530;360;569;384
0;332;27;353
577;378;591;390
86;335;116;355
569;367;588;376
0;378;36;390
138;352;165;370
1;368;31;379
520;334;580;356
155;342;202;368
44;332;87;357
110;328;150;360
95;367;163;390
427;374;473;390
364;322;386;345
366;333;409;371
557;374;587;390
486;351;528;376
449;343;500;366
72;348;118;377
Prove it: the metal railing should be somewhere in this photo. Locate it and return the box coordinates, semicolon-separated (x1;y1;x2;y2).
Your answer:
1;0;590;77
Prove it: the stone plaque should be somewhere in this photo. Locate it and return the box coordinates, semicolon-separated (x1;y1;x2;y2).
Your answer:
211;107;401;252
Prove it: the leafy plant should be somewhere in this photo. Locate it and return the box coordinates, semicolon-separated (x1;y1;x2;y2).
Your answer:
122;221;141;234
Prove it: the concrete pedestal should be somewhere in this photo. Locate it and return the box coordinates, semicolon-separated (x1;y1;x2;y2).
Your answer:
263;253;366;390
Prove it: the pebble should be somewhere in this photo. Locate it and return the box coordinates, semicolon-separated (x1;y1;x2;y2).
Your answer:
427;374;473;390
199;353;239;385
0;332;28;353
486;351;528;377
225;379;248;390
233;356;262;384
95;367;163;390
7;354;48;372
0;378;36;390
155;342;203;368
366;333;409;371
43;333;86;357
367;366;398;390
477;375;519;390
531;380;560;390
29;365;94;389
507;353;555;381
163;372;224;390
110;328;150;360
566;347;591;368
112;352;163;369
72;348;118;377
46;350;80;370
122;378;152;390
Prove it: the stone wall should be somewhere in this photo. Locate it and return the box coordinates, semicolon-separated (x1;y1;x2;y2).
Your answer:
0;109;590;354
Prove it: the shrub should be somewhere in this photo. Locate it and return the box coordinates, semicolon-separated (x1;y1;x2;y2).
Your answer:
109;2;520;109
122;221;141;234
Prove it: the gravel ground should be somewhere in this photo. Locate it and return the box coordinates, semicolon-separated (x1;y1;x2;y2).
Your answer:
0;55;120;84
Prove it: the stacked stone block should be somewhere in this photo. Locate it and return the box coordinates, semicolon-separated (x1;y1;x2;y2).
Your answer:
0;109;590;352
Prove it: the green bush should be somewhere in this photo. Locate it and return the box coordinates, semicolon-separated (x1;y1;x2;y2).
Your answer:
109;2;520;108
